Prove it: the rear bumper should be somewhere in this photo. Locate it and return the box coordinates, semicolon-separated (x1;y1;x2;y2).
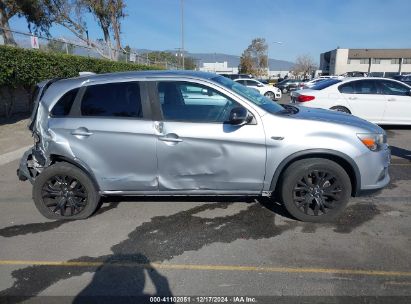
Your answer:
17;148;34;183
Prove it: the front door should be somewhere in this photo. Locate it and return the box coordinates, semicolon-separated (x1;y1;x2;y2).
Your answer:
379;79;411;124
153;81;266;193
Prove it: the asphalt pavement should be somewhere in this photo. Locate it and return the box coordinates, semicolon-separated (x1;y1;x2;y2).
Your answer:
0;113;410;303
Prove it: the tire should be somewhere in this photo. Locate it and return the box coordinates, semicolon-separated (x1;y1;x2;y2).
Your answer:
280;158;351;222
33;162;100;220
330;106;351;114
264;91;275;100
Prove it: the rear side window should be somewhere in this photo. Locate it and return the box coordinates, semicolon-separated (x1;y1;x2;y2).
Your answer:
339;80;378;94
51;88;79;116
81;82;143;118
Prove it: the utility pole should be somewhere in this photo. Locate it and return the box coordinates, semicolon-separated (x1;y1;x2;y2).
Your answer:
181;0;185;69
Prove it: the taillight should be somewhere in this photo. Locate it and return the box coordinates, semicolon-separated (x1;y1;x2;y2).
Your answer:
297;95;315;102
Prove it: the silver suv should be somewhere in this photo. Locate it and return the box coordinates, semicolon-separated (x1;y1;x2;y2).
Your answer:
18;71;390;222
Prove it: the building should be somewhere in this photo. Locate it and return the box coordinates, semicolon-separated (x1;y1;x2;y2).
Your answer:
200;61;238;74
199;61;289;78
320;48;411;77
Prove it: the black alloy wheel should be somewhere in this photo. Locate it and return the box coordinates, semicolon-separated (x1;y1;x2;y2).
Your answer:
292;170;343;216
280;158;351;222
33;162;100;220
41;175;88;217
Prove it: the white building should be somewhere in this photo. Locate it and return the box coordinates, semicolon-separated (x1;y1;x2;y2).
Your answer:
200;61;289;78
200;61;238;74
320;48;411;77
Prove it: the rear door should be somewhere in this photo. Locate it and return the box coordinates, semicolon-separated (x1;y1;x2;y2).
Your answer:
378;79;411;124
48;80;158;192
153;80;266;193
339;80;386;122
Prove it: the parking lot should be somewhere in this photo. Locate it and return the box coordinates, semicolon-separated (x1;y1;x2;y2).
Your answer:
0;112;410;302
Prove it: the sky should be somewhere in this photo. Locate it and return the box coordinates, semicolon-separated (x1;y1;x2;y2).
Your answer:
9;0;411;63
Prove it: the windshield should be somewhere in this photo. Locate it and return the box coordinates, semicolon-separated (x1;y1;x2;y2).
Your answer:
212;76;284;114
311;78;342;90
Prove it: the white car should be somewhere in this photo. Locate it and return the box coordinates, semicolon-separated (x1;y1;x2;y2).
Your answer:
300;76;345;90
290;77;411;125
234;78;282;100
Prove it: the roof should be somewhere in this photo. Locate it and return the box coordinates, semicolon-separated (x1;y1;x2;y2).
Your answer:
61;70;219;86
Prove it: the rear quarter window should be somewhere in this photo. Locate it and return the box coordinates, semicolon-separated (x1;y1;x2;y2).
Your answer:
312;79;341;90
51;88;79;117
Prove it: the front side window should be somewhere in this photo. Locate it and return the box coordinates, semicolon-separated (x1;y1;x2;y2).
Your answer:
158;81;242;123
379;80;410;96
81;82;143;118
51;88;79;116
246;80;258;87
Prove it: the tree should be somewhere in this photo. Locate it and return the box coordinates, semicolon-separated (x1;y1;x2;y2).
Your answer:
292;54;317;78
238;38;268;77
0;0;53;45
43;0;125;60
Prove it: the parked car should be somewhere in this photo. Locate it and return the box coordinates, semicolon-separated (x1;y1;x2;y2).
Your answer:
341;71;368;77
220;74;253;80
391;74;411;86
276;79;303;94
234;78;282;100
18;71;390;222
291;77;411;125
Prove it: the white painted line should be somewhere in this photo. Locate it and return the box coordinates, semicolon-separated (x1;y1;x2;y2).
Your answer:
0;146;32;166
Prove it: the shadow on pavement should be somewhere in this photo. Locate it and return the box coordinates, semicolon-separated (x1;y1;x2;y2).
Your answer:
390;146;411;162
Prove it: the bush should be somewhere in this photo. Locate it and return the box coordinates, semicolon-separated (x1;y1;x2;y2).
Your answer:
0;45;158;88
0;46;160;117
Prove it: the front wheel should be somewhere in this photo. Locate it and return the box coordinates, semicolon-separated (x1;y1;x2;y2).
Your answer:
33;162;100;220
280;158;351;222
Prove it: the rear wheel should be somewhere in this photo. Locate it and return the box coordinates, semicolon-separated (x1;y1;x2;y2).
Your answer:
33;162;100;220
330;106;351;114
280;158;351;222
264;91;275;100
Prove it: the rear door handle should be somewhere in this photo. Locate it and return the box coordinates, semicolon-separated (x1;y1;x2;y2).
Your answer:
71;128;93;137
159;133;183;143
348;96;358;100
159;136;183;143
387;98;396;101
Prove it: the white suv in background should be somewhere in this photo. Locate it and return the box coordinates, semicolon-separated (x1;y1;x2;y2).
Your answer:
291;77;411;125
234;78;282;100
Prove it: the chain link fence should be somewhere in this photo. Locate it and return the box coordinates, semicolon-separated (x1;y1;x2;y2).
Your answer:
0;27;181;70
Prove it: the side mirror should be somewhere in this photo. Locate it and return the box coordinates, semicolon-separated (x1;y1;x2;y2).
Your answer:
228;107;251;125
201;88;213;96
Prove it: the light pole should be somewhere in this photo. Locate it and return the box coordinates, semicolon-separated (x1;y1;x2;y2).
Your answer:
267;41;283;78
181;0;185;69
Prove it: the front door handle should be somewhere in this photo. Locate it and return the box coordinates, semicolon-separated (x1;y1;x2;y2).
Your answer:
348;96;358;100
387;98;396;101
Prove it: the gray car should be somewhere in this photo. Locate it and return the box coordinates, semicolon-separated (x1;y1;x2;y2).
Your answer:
17;71;390;222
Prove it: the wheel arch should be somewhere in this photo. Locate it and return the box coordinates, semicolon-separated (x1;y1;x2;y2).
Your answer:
49;154;101;192
269;149;361;197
